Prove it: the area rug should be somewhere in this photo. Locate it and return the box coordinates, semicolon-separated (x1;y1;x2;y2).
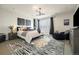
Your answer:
8;35;64;55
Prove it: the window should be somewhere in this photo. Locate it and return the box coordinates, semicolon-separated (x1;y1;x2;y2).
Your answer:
26;20;31;26
17;18;31;27
17;18;25;25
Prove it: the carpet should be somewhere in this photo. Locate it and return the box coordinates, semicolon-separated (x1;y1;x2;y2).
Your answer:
8;35;64;55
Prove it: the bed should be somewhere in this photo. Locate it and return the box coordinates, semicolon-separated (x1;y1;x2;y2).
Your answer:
17;27;43;43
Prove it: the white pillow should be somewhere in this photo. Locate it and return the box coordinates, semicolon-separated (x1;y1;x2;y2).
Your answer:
17;31;24;35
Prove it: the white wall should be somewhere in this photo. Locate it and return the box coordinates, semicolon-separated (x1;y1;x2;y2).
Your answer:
0;8;33;34
0;5;77;34
0;9;75;34
53;12;73;32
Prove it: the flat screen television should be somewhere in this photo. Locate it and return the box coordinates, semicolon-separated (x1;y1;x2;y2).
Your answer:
74;7;79;27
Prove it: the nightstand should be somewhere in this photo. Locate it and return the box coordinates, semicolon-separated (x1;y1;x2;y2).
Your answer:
8;32;17;40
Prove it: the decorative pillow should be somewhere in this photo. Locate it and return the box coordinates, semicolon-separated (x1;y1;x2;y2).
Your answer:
22;28;27;31
18;27;27;31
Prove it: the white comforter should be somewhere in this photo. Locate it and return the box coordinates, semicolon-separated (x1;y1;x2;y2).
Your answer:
17;30;42;43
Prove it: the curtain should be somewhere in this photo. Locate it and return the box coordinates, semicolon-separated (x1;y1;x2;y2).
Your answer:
39;18;50;34
34;17;54;35
37;20;41;33
33;19;41;33
50;17;54;34
33;19;36;30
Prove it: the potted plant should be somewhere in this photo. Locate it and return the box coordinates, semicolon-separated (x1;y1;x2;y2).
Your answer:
8;25;14;33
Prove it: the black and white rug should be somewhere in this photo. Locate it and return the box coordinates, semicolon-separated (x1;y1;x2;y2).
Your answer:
8;35;64;55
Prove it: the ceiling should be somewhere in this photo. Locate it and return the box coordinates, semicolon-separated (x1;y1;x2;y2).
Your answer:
0;4;77;18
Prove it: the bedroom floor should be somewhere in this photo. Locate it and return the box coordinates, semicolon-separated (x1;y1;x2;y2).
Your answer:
0;39;72;55
0;40;14;55
64;40;72;55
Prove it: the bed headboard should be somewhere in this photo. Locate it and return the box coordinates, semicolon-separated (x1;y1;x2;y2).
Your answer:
17;27;34;31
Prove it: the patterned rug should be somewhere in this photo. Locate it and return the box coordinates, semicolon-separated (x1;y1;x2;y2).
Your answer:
8;35;64;55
